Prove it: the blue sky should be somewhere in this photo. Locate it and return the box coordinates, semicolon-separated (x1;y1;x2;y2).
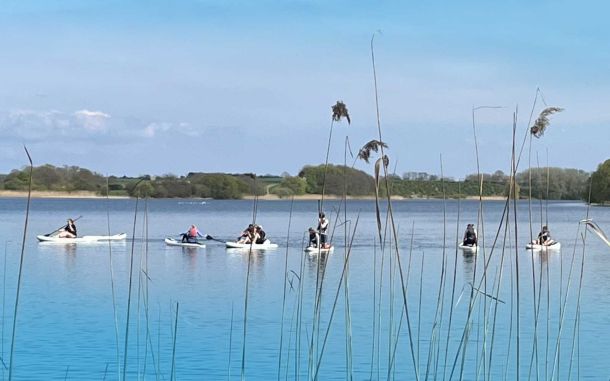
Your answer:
0;1;608;178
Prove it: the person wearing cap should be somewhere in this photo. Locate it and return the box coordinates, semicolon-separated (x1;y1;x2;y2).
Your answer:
462;224;477;246
58;218;77;238
317;212;329;246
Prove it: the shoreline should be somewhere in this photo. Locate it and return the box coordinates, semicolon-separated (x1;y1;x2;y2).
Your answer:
0;190;129;199
0;190;583;202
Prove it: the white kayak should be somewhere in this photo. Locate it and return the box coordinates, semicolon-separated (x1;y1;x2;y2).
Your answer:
458;243;478;254
164;238;206;248
304;245;334;253
36;233;127;243
526;240;561;251
225;240;278;249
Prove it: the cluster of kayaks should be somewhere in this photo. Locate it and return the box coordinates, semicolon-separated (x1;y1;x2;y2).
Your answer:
36;232;311;251
37;233;560;253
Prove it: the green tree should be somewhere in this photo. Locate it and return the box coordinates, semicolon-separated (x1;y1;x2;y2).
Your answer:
298;164;374;196
589;159;610;204
275;176;306;195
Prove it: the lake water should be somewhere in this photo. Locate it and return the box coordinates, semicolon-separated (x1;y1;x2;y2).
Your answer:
0;197;608;380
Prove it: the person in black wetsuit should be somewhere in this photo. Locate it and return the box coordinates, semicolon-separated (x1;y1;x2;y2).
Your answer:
536;225;551;245
308;227;320;248
58;218;77;238
462;224;477;246
255;225;266;244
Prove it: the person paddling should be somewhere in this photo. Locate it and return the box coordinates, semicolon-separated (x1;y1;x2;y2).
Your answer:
238;224;257;244
536;225;551;245
462;224;477;247
58;218;77;238
317;212;329;247
182;224;204;243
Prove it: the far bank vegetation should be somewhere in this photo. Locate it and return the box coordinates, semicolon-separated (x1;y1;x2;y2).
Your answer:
0;162;602;201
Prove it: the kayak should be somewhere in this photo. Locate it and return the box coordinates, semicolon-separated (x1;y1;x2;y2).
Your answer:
225;240;278;249
458;243;478;254
526;240;561;251
36;233;127;243
304;245;334;253
164;238;206;248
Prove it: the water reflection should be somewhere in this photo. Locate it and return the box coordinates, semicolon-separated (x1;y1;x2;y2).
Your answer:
180;247;199;268
462;251;475;281
226;248;269;278
305;251;329;283
38;242;78;256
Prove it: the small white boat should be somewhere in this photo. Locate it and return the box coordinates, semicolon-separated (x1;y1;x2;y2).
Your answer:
304;245;334;253
526;240;561;251
458;243;478;254
36;233;127;243
225;240;278;250
164;238;206;248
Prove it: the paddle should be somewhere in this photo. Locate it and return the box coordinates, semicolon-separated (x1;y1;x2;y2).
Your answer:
205;235;226;244
45;215;82;237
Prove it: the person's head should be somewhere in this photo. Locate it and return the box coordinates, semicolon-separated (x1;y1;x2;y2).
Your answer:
191;225;196;229
308;227;315;234
68;218;74;224
542;225;548;231
319;212;325;218
257;225;263;231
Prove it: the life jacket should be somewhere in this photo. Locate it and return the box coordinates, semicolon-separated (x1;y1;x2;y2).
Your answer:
189;227;197;237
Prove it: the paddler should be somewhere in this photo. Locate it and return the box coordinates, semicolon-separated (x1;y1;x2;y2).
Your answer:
58;218;77;238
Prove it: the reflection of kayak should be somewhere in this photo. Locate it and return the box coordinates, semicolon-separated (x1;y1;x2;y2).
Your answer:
458;243;478;253
164;238;206;248
225;240;278;249
36;233;127;243
304;245;334;253
526;240;561;251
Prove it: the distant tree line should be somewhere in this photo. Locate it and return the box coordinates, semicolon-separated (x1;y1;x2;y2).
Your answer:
0;161;606;202
2;165;106;193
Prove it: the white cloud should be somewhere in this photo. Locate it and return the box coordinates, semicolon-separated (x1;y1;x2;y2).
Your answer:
73;109;111;131
142;121;198;138
143;122;172;137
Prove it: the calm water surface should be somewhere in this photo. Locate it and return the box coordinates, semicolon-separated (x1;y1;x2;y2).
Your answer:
0;198;608;380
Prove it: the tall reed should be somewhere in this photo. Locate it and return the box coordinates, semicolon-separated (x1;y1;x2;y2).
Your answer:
8;146;33;381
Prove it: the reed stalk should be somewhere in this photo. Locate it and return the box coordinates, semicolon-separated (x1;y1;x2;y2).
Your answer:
8;146;33;381
566;186;592;379
277;197;295;381
370;31;420;380
227;303;234;380
510;111;521;381
122;192;141;381
105;177;122;381
170;302;179;381
240;178;259;380
312;216;359;379
2;240;9;379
